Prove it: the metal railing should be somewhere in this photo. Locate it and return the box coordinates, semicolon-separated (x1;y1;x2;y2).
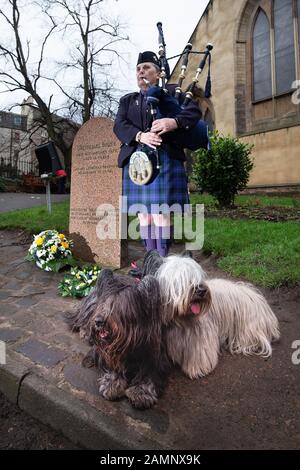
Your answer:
0;159;39;179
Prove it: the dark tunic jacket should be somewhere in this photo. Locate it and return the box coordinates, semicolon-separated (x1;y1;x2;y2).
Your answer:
113;84;202;168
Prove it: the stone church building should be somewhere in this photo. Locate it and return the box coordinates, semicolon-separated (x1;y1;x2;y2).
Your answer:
171;0;300;191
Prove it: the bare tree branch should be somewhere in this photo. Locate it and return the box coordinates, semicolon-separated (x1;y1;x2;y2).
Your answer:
0;0;80;174
35;16;58;90
0;0;129;174
43;0;129;121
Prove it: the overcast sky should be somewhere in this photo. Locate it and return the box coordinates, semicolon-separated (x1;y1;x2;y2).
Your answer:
0;0;209;112
112;0;209;91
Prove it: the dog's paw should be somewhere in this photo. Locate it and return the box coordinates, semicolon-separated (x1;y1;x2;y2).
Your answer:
98;373;127;401
125;383;158;410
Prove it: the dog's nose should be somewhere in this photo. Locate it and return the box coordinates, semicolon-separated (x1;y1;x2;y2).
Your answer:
95;319;104;328
195;286;207;297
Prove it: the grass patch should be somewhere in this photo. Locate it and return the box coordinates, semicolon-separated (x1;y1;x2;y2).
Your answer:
202;219;300;288
1;198;299;288
218;239;300;288
190;193;300;208
0;200;69;234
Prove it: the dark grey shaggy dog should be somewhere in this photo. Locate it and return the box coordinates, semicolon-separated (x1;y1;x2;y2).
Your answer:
66;269;170;409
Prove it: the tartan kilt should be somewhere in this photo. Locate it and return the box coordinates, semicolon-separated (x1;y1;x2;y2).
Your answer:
122;149;190;215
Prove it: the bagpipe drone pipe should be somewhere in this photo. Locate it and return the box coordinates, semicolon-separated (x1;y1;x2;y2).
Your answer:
146;22;213;152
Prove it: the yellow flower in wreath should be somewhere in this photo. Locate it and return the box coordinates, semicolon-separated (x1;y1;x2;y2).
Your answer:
51;245;57;253
58;233;65;240
36;237;44;246
61;241;69;249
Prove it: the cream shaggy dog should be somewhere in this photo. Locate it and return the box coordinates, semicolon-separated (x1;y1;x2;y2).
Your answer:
142;251;280;379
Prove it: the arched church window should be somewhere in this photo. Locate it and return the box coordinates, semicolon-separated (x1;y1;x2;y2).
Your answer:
253;9;272;101
236;0;300;134
274;0;296;95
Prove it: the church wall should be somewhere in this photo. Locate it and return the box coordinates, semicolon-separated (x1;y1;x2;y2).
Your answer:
171;0;300;189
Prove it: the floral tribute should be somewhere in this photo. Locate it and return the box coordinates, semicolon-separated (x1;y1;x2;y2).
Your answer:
26;230;74;272
58;264;101;298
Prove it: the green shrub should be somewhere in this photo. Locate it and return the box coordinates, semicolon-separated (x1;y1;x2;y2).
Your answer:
192;132;254;208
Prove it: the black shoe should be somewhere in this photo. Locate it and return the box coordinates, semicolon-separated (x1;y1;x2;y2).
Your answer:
128;268;142;278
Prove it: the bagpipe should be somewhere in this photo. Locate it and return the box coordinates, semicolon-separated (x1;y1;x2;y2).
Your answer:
150;22;213;149
155;21;213;104
129;22;213;186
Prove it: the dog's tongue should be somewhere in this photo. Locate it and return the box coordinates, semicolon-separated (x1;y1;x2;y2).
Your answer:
191;303;201;315
99;329;109;339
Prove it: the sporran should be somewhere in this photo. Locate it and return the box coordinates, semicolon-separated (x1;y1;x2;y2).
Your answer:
129;146;158;186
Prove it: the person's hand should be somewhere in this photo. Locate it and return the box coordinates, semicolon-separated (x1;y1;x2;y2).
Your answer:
140;131;162;149
151;118;178;135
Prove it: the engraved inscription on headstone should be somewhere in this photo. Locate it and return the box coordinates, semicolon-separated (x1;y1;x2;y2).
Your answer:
69;117;127;268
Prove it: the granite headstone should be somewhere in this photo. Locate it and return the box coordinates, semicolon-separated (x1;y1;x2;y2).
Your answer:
69;117;128;268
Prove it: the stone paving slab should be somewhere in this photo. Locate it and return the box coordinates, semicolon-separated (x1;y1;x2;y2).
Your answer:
0;327;24;343
15;339;68;368
63;364;99;396
0;230;300;450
